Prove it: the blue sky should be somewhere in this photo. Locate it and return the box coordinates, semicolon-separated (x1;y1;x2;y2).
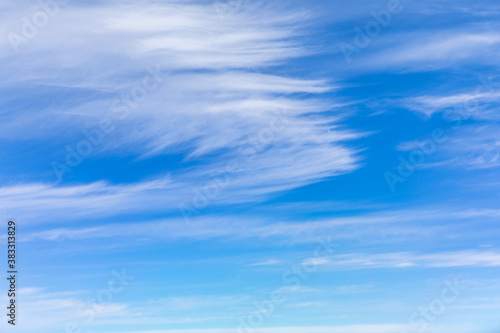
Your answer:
1;0;500;332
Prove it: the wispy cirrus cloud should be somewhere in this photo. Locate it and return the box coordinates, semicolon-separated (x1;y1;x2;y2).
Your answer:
0;0;361;215
403;91;500;118
2;2;500;333
397;124;500;170
312;250;500;269
432;125;500;169
339;28;500;72
21;206;500;244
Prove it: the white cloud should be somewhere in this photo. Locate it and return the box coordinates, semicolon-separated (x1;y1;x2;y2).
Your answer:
21;207;500;245
403;90;500;118
318;250;500;269
398;124;500;170
0;0;361;222
438;125;500;169
248;259;283;266
99;325;453;333
362;30;500;72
